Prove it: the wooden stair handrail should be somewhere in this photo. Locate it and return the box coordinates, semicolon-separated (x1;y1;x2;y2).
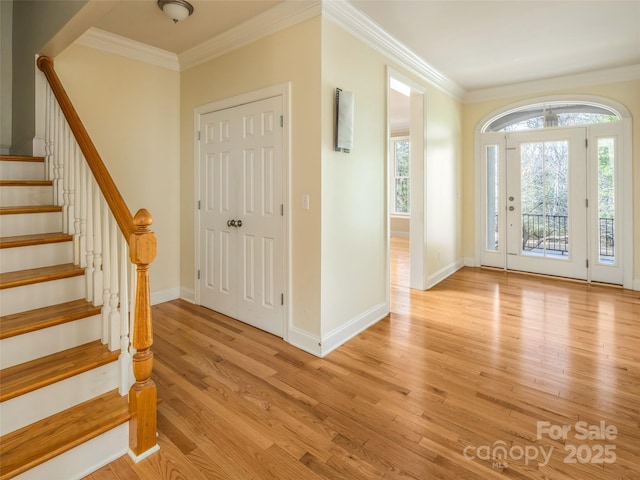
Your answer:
37;55;158;459
37;55;136;240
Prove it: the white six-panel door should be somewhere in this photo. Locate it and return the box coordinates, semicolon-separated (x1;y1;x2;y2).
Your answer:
198;96;284;337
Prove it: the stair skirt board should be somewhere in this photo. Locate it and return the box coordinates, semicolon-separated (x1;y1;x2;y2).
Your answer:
0;241;73;273
0;212;62;236
12;423;129;480
0;186;53;207
0;314;101;369
0;361;119;435
0;275;85;316
0;162;45;181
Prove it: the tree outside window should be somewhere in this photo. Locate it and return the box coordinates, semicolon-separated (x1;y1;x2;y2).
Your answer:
392;138;410;214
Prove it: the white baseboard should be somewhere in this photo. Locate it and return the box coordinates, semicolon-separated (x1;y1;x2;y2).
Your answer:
150;287;180;306
425;259;465;290
179;287;195;303
288;301;389;358
463;256;478;267
319;301;389;357
287;326;322;357
633;278;640;291
390;231;409;238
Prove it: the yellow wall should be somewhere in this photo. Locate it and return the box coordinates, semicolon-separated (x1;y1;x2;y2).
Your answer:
320;19;387;335
461;80;640;285
180;17;322;335
54;44;181;297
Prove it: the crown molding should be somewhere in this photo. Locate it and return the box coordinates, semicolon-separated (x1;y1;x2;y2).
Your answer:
76;27;180;71
322;0;465;100
179;0;323;71
464;64;640;104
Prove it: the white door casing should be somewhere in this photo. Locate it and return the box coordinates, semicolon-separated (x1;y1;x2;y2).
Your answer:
197;95;285;337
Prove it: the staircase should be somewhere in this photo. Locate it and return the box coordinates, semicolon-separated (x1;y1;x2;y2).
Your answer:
0;155;130;479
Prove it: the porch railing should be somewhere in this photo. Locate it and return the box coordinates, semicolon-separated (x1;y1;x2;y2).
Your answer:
521;213;614;258
37;56;158;459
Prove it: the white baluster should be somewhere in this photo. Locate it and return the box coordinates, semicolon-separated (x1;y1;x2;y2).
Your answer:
101;203;112;345
61;126;71;233
109;215;120;351
85;178;95;302
54;107;64;206
73;146;83;265
93;185;104;306
44;85;53;182
119;236;132;394
67;131;76;238
78;159;88;268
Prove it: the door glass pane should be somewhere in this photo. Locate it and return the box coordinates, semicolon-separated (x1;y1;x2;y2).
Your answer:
520;141;569;259
486;145;499;251
598;138;615;263
393;139;410;214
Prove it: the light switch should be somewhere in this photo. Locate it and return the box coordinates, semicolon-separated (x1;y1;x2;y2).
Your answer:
302;194;310;210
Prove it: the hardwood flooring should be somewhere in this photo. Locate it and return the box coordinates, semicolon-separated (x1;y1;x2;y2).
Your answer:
87;237;640;479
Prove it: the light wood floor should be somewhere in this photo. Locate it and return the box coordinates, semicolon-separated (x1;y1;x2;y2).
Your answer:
87;237;640;479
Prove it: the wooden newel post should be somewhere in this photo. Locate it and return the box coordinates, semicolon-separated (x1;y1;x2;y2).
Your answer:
128;209;159;460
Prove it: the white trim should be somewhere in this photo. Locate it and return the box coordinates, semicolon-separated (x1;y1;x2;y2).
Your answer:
179;0;322;71
425;259;465;290
324;1;464;99
473;95;634;289
633;279;640;292
194;83;291;341
179;287;195;303
465;64;640;104
287;326;322;357
128;444;160;464
390;231;409;238
319;301;388;357
76;27;180;71
150;287;180;306
463;257;477;267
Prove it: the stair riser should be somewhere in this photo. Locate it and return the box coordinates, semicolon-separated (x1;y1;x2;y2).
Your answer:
0;314;101;368
0;211;62;236
12;423;128;480
0;361;120;435
0;241;73;273
0;275;85;316
0;185;53;206
0;161;46;181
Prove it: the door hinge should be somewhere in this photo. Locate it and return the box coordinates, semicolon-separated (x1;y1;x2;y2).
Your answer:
585;198;589;208
197;269;201;279
585;138;588;148
281;293;284;306
586;259;589;268
280;204;284;216
280;115;283;128
198;131;201;141
198;200;201;210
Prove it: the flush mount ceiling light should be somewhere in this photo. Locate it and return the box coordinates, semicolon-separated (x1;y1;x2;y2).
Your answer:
157;0;194;23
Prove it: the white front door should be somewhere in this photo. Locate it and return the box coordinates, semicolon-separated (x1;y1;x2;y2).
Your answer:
505;128;588;279
198;96;284;337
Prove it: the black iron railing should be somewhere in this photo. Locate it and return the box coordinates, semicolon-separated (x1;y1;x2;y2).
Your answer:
520;214;614;258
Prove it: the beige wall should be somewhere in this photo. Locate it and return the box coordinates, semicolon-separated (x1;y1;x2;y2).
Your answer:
180;18;322;335
54;44;181;298
320;19;387;335
461;79;640;285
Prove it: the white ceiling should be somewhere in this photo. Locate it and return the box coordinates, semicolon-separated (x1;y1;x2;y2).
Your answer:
88;0;640;93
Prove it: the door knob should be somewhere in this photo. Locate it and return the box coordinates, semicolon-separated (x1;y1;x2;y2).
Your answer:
236;220;242;227
227;219;237;227
508;206;515;211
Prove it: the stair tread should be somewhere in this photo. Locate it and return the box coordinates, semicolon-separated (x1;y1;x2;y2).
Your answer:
0;299;101;340
0;155;45;163
0;263;84;289
0;180;52;186
0;389;130;479
0;205;62;215
0;232;72;249
0;340;119;402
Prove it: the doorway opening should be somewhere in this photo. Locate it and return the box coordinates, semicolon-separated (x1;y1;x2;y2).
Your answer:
476;97;632;288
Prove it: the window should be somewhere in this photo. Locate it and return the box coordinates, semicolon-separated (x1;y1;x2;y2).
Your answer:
391;137;410;214
484;102;619;132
